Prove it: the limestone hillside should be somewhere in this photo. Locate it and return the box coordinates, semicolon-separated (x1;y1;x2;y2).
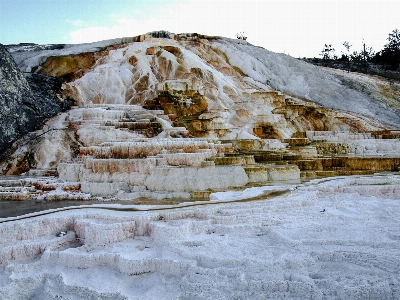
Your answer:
0;31;399;200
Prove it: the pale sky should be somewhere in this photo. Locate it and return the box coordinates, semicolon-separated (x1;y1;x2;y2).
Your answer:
0;0;399;58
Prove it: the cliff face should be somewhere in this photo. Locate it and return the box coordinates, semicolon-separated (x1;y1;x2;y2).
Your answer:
0;44;69;155
0;43;38;153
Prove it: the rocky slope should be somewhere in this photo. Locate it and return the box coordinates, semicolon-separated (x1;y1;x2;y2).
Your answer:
8;33;400;130
0;44;70;156
0;32;399;200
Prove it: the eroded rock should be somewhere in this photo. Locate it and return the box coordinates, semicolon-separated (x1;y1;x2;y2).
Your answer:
0;44;70;158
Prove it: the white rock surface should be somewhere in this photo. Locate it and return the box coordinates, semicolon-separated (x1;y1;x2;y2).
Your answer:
1;174;399;299
144;165;249;192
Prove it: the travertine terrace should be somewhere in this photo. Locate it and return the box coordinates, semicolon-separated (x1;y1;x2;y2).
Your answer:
1;31;400;299
1;174;400;299
1;31;400;201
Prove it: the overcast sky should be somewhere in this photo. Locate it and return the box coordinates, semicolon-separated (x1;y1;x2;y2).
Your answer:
1;0;399;58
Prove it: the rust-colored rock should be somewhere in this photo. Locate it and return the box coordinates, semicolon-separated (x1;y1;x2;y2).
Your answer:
128;55;138;66
161;46;183;57
40;52;97;81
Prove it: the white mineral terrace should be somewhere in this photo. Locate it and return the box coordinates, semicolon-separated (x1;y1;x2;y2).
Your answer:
2;34;400;298
0;173;399;299
39;103;304;199
2;102;400;202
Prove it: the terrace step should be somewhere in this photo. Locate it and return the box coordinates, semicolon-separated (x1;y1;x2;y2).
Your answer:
282;138;310;147
0;192;34;201
244;164;300;183
239;150;286;162
207;155;256;166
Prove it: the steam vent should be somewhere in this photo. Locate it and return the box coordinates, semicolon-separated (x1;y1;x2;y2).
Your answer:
1;31;400;201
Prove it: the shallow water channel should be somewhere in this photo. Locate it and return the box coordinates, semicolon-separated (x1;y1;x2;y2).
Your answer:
0;177;306;218
0;197;199;219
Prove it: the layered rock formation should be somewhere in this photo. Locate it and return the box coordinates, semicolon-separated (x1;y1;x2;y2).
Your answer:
0;32;399;200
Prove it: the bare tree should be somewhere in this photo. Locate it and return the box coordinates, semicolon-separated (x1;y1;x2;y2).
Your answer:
342;41;352;72
320;44;335;61
236;32;247;41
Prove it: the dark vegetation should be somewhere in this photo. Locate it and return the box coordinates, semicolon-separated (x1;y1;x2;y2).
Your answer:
302;29;400;81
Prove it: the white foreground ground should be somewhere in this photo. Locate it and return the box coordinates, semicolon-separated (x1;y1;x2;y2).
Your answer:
1;174;400;299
